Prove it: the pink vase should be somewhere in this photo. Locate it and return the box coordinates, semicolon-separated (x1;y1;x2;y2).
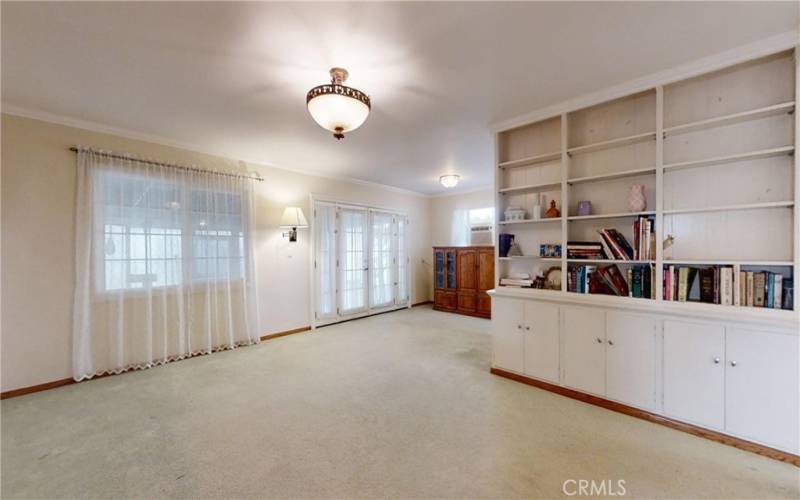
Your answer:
628;184;646;212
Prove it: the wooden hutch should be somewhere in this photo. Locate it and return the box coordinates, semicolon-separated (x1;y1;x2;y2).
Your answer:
433;246;494;318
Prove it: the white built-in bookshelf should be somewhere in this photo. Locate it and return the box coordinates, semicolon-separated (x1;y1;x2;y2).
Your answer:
494;49;798;316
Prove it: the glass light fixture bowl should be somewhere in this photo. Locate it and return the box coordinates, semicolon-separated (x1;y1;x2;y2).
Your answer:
439;174;460;188
306;68;371;140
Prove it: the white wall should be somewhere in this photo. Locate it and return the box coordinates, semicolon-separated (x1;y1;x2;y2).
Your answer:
0;114;433;392
429;189;495;247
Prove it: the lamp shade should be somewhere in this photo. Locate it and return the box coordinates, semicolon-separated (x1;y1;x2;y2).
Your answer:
280;207;308;228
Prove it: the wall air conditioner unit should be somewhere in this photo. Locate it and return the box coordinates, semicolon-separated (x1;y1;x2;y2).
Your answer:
470;225;493;245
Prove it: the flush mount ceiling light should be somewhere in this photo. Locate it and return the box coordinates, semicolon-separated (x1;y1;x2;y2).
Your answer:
306;67;371;140
439;174;460;188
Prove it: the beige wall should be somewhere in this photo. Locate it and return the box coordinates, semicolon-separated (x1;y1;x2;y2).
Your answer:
1;114;432;392
429;189;495;247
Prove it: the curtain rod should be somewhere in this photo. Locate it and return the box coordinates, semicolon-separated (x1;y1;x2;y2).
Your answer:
69;147;264;182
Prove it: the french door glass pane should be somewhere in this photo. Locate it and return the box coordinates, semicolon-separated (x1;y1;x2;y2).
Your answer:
315;204;337;319
396;216;408;304
339;209;368;314
370;211;394;308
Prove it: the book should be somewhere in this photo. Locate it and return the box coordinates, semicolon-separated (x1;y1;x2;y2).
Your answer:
678;267;689;302
774;274;783;310
754;272;766;307
733;265;741;306
597;265;629;296
782;279;794;310
746;272;754;307
720;267;733;306
736;270;746;307
766;273;775;308
607;229;634;260
598;230;627;260
699;268;715;303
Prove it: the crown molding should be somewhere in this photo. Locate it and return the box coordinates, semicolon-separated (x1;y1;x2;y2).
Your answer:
490;30;800;133
0;104;430;198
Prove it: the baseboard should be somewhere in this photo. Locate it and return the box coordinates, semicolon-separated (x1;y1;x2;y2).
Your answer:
490;367;800;467
412;300;433;307
260;326;311;341
2;327;313;400
0;378;75;400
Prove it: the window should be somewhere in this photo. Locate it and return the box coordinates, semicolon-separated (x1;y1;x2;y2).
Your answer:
97;171;246;292
469;207;495;228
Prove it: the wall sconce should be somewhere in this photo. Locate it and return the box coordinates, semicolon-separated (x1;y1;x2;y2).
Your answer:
280;207;308;242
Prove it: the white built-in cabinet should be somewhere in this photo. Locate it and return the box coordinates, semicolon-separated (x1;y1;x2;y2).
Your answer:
490;293;800;454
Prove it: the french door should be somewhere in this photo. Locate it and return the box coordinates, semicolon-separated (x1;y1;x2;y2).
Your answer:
339;207;369;316
313;201;409;325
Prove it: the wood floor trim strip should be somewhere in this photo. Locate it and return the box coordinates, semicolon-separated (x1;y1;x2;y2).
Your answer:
260;326;311;342
0;378;75;400
490;367;800;467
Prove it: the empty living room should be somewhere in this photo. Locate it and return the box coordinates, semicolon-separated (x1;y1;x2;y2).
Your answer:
1;2;799;499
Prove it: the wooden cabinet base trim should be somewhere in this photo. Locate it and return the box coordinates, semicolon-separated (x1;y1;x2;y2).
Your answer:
490;367;800;467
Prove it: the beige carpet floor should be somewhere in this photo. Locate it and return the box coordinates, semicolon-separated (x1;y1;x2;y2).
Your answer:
1;306;798;499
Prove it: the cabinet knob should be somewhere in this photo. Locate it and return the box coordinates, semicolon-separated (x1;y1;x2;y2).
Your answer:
517;324;522;330
525;326;531;331
607;340;614;346
596;338;603;343
713;357;720;364
730;360;737;367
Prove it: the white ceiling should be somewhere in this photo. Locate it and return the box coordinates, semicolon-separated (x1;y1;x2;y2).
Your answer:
2;2;797;195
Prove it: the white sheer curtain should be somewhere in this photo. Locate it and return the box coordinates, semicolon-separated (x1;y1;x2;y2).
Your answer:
314;203;337;320
72;148;259;381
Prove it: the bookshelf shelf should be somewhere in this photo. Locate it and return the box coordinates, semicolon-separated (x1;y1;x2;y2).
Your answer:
568;259;654;264
663;101;795;137
567;167;655;185
663;201;794;215
496;50;797;313
500;256;561;261
498;181;561;194
567;131;655;156
663;260;794;267
498;151;561;169
567;211;655;221
498;218;561;225
663;146;795;172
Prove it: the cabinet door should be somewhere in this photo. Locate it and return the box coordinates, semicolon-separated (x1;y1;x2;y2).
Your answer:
446;249;457;290
457;292;477;314
605;312;656;410
726;328;800;453
457;249;478;291
562;307;606;395
434;249;445;290
523;302;559;383
663;320;725;430
491;298;524;372
477;249;494;291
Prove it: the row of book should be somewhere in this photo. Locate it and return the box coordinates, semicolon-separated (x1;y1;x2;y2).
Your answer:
568;264;654;298
664;265;794;310
567;219;655;262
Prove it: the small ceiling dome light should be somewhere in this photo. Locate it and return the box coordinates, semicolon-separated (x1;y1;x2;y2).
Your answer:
307;67;371;140
439;174;460;188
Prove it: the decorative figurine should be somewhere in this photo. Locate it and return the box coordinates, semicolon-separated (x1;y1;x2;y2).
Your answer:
628;183;647;212
508;242;523;257
577;200;592;216
544;200;560;218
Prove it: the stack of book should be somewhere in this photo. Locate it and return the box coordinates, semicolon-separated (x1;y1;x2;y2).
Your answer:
632;216;656;261
500;273;533;288
597;229;635;260
663;265;794;310
568;264;630;296
567;241;604;260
